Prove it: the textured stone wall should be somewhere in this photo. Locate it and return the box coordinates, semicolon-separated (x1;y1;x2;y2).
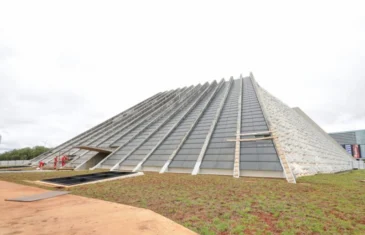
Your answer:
256;86;353;177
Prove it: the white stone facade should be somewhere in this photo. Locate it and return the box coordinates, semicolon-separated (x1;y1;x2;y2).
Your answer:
256;86;353;177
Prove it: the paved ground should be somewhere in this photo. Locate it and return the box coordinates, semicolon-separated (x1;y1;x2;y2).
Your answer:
0;181;196;235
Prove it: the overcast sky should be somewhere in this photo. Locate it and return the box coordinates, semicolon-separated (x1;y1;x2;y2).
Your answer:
1;1;364;152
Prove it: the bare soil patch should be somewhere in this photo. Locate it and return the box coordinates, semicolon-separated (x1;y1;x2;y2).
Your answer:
0;181;196;235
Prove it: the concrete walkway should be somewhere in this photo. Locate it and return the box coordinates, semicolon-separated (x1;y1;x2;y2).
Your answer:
0;181;196;235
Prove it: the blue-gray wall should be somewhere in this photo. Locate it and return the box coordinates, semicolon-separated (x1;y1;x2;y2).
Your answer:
329;130;365;158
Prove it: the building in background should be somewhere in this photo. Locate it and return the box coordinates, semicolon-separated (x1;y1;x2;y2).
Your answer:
329;130;365;159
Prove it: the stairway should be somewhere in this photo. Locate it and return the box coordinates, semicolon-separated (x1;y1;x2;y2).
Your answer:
272;133;296;183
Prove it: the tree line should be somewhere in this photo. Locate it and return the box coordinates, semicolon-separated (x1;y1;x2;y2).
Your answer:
0;146;50;161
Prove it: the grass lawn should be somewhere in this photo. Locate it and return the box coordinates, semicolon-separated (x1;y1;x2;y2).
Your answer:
1;170;365;234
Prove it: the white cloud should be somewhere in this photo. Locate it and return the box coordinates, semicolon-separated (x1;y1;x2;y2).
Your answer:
1;0;365;151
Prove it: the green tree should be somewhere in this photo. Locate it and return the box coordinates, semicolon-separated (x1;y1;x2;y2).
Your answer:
0;146;50;161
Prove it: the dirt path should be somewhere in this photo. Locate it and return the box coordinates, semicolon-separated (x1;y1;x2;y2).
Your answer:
0;181;196;235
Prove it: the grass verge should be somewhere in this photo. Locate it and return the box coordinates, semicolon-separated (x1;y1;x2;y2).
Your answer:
1;170;365;234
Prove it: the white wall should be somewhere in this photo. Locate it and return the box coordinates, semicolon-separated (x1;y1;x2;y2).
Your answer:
257;86;353;177
0;160;30;167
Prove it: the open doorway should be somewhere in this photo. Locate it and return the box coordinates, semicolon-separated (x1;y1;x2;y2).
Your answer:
76;152;110;170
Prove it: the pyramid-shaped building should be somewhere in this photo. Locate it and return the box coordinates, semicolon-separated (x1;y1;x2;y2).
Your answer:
31;73;353;183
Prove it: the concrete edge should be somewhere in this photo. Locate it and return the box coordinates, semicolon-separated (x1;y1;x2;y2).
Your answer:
30;172;144;188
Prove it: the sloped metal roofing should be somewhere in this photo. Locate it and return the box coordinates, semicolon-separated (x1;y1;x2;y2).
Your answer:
31;74;284;179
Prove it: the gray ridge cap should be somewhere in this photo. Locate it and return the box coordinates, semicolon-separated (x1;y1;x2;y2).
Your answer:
329;129;365;135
